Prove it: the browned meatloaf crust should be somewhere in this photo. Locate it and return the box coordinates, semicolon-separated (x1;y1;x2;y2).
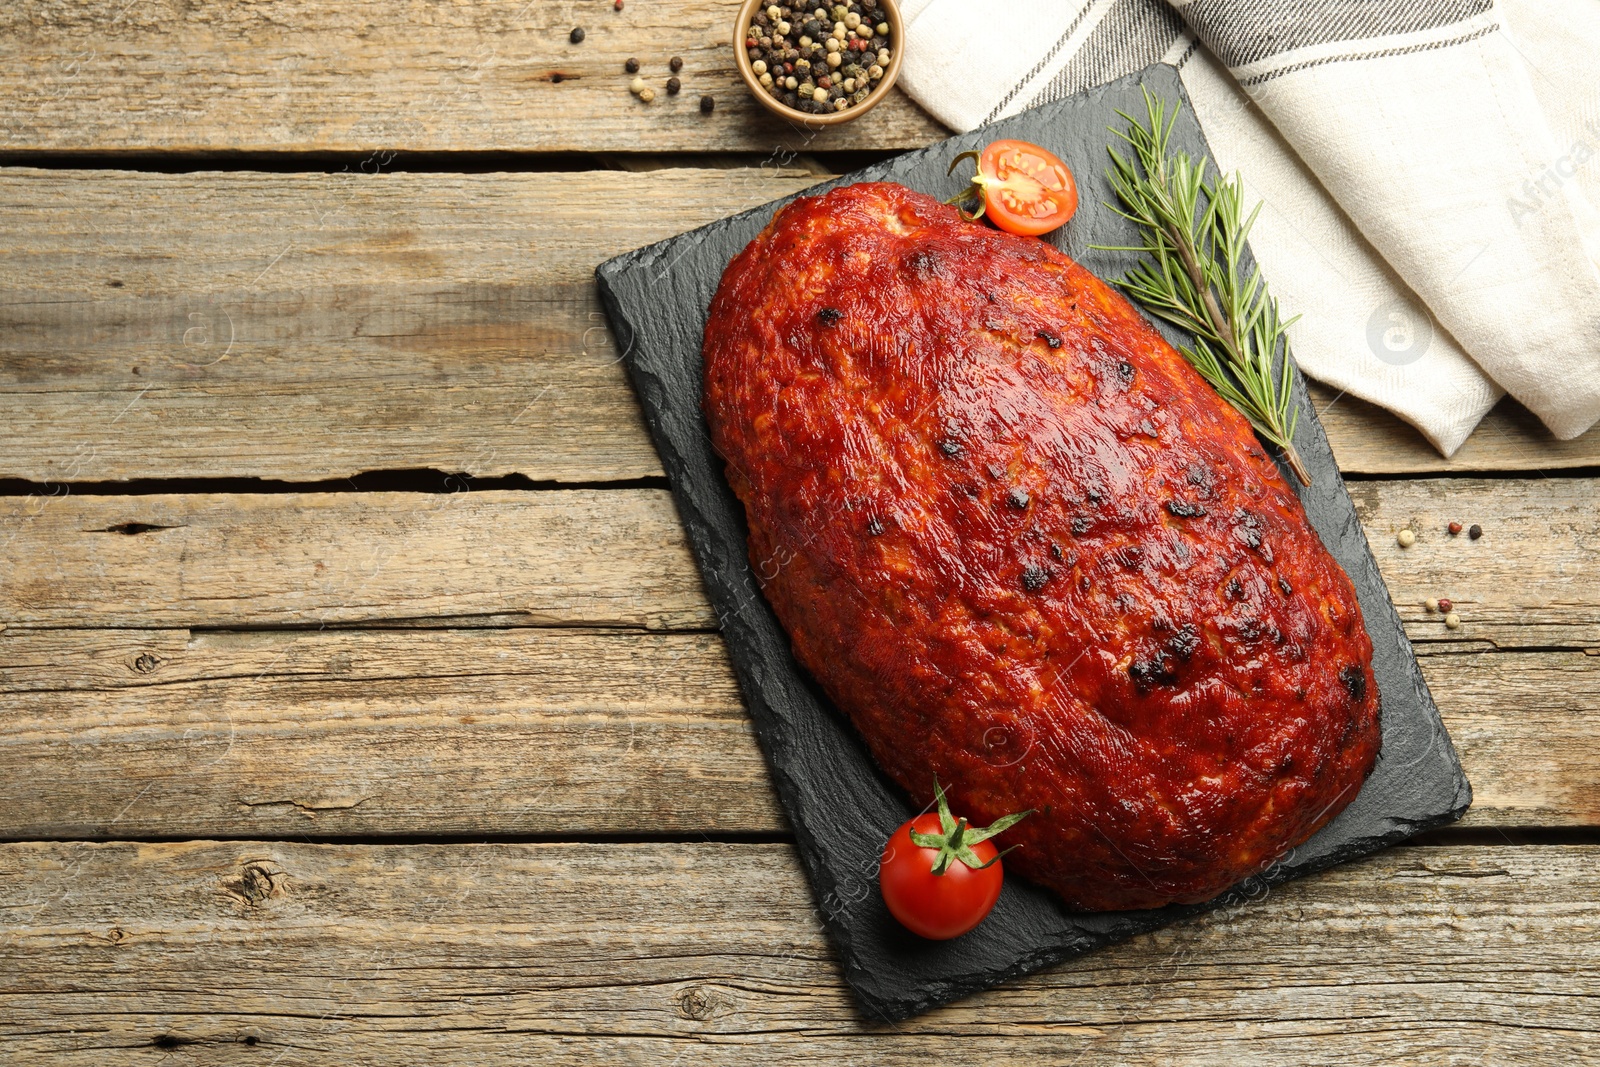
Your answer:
702;182;1379;911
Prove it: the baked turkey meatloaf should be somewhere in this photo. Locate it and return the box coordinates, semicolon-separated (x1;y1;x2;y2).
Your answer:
702;182;1379;911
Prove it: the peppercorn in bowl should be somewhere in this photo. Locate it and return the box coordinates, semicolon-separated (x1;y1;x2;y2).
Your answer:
734;0;902;127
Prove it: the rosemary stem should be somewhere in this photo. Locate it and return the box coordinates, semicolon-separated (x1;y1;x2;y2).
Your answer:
1095;90;1312;488
1168;221;1238;361
1167;218;1311;486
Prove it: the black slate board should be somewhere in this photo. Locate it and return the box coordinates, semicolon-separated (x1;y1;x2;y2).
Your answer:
595;63;1471;1022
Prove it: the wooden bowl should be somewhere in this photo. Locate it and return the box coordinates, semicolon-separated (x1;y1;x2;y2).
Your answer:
733;0;904;128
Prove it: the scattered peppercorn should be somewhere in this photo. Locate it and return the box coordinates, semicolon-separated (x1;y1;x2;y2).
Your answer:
1469;523;1482;540
1444;612;1461;630
625;57;640;73
1437;598;1454;614
670;56;684;72
743;2;892;115
700;94;715;114
666;76;681;94
1397;529;1416;548
614;0;624;9
1425;597;1439;612
630;76;647;94
569;27;585;44
1448;521;1462;535
640;87;656;103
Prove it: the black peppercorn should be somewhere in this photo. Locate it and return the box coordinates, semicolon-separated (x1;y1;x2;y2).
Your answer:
666;76;681;94
669;56;683;72
700;94;715;114
1469;524;1482;539
624;57;640;73
569;27;585;44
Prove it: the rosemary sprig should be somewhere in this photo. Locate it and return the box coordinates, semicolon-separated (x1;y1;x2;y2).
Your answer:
1094;88;1310;486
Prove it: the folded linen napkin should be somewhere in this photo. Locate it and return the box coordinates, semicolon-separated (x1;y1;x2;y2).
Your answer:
897;0;1600;454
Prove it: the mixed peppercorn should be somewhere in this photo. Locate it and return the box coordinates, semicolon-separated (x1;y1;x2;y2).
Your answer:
745;2;894;114
1409;520;1485;631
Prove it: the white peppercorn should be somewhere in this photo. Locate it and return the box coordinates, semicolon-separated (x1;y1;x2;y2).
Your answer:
630;76;646;94
845;12;861;28
1397;529;1415;547
876;21;889;35
812;86;828;102
827;51;842;68
753;59;768;74
1444;612;1461;629
638;87;655;103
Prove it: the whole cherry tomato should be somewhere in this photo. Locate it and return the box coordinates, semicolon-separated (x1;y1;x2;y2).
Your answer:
878;783;1032;940
947;139;1079;236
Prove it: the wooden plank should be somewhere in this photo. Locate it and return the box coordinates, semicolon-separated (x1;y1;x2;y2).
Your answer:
0;629;1592;836
2;479;1593;644
3;168;1597;485
0;0;946;154
1;841;1595;1063
1350;476;1600;649
0;167;818;484
0;490;715;631
1312;383;1600;475
0;629;781;838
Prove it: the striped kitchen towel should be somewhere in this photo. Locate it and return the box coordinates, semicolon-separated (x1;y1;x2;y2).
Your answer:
897;0;1600;455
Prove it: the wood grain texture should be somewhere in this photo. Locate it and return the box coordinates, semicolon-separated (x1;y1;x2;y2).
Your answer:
1351;477;1600;649
0;167;817;484
0;490;714;630
2;168;1596;485
0;0;946;154
2;840;1596;1063
0;629;781;838
1310;383;1600;475
0;629;1593;836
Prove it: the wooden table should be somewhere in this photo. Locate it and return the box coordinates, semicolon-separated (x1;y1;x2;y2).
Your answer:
2;4;1597;1062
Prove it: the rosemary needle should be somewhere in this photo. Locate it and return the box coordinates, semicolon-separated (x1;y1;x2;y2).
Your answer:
1094;88;1311;486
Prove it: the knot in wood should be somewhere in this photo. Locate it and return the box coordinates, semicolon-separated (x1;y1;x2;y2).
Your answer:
225;862;282;907
675;985;716;1021
130;651;164;674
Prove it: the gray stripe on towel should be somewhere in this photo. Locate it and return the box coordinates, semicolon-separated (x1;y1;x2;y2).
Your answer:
1028;0;1185;108
1182;0;1493;69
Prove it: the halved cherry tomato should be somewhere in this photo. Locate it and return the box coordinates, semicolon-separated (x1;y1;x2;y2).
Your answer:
947;139;1079;236
878;783;1032;940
